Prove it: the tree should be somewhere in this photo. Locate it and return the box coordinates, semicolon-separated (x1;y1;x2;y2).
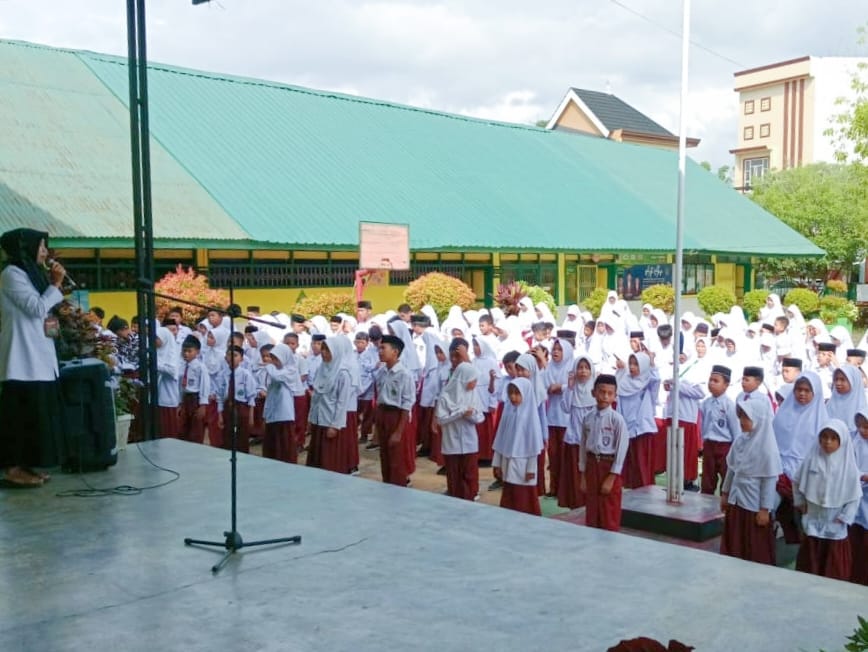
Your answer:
825;25;868;164
749;163;868;280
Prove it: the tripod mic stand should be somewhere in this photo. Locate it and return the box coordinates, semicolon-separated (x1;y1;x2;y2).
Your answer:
147;285;301;573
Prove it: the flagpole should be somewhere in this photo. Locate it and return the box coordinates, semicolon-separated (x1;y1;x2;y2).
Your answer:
668;0;690;504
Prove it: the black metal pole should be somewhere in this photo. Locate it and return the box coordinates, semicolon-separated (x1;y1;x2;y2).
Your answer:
127;0;159;440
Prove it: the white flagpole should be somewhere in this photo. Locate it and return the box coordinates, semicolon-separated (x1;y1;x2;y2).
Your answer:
668;0;690;504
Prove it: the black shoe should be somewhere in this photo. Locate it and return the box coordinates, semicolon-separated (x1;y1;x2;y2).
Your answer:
487;479;503;491
365;441;379;450
436;466;447;476
416;448;431;458
684;482;700;492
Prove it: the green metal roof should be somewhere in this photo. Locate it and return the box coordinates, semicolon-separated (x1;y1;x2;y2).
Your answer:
0;39;823;258
0;40;251;242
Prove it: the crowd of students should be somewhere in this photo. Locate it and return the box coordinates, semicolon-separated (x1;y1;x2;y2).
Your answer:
100;290;867;585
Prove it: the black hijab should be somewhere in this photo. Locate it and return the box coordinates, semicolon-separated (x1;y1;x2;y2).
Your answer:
0;228;50;293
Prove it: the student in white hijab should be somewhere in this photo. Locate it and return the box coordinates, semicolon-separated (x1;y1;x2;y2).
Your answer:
793;418;862;580
441;305;468;339
516;296;535;329
492;377;545;516
308;335;354;473
436;361;486;501
759;293;784;322
420;305;440;333
561;304;582;330
719;392;782;565
829;325;854;364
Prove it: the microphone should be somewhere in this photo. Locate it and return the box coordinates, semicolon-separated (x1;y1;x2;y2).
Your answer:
47;258;78;289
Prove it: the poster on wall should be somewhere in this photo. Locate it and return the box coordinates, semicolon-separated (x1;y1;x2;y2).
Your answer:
617;264;673;300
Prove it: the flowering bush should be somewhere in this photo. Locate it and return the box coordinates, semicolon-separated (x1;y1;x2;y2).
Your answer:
696;285;736;317
783;288;820;317
495;281;526;316
641;284;675;314
404;272;476;320
581;288;610;317
825;278;847;294
294;292;356;318
155;265;230;327
742;289;769;321
518;281;556;315
55;301;116;364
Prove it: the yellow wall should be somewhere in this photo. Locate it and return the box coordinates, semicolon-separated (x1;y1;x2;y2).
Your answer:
596;267;609;289
714;262;736;295
81;285;410;322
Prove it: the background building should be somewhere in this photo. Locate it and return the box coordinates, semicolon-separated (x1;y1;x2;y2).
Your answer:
0;40;823;320
731;55;868;189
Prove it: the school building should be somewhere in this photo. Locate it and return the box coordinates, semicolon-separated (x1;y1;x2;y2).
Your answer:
0;39;823;320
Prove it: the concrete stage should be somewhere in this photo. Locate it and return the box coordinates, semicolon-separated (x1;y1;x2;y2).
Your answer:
0;440;863;652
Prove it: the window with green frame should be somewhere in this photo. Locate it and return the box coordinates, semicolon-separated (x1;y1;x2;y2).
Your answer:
682;263;714;294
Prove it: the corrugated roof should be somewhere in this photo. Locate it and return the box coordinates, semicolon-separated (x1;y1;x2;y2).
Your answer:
571;88;675;138
0;40;822;257
0;40;251;242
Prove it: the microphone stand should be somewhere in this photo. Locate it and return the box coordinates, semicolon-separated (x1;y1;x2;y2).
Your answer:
144;284;301;573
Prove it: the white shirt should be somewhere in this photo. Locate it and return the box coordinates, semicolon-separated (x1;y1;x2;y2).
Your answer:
492;451;537;486
579;406;629;475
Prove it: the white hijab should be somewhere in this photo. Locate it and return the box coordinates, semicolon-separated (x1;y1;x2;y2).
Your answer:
492;377;544;458
435;362;483;421
728;393;782;477
794;418;862;508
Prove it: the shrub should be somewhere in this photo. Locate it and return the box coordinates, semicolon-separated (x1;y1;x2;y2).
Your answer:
696;285;736;317
495;281;526;317
294;292;356;318
155;265;230;327
825;278;847;293
404;272;476;320
518;281;556;314
783;288;820;317
819;295;858;324
581;288;610;317
742;289;769;321
641;284;675;314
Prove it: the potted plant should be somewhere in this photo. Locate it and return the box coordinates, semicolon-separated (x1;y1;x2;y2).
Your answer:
113;376;140;451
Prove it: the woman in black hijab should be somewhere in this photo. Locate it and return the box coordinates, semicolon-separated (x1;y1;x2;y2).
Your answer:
0;228;67;487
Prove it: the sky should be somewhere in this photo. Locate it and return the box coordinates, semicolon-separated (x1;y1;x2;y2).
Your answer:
0;0;865;169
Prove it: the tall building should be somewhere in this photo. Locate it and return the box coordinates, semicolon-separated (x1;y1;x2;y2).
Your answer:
731;56;867;189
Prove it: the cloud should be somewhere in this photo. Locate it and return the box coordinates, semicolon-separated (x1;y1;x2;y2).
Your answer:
0;0;865;170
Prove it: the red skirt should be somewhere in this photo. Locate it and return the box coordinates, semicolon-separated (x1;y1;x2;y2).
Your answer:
476;413;495;462
775;475;801;544
205;398;219;445
720;504;776;565
307;424;342;473
444;453;479;500
849;524;868;585
263;421;296;463
345;411;359;471
796;536;852;581
547;426;566;496
557;442;585;509
250;395;266;437
662;419;700;481
358;398;375;440
651;418;667;475
623;433;654;488
158;406;181;438
501;482;541;516
536;450;547;496
179;394;206;444
293;395;309;447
